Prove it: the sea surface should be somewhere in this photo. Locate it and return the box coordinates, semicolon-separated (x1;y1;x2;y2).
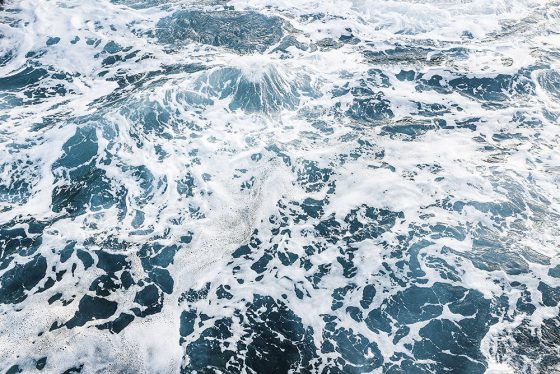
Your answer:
1;0;560;373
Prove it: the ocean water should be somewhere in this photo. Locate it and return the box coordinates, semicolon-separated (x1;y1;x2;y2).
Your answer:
1;0;560;372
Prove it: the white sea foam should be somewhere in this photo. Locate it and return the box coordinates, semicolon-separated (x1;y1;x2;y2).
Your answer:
0;0;559;372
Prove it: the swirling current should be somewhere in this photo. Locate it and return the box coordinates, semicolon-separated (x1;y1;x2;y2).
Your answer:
1;0;560;373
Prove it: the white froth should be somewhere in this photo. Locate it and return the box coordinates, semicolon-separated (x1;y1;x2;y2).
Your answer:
0;0;559;372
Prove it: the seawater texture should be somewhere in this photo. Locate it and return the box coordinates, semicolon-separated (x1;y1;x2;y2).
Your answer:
1;0;560;373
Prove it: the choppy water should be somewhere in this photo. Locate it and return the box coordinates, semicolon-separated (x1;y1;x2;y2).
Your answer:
1;0;560;373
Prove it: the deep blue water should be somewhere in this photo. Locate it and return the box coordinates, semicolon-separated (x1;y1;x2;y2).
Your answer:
1;0;560;373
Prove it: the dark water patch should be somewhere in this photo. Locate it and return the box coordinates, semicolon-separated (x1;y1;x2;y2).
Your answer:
0;255;47;304
98;312;135;334
194;65;315;113
133;284;164;317
57;241;182;331
448;72;534;103
157;10;284;53
51;127;126;217
414;101;449;117
93;41;139;69
5;365;22;374
0;64;74;104
266;144;291;166
380;120;437;139
295;160;333;192
177;171;195;198
0;48;14;67
66;295;118;328
323;321;384;372
537;69;560;101
344;205;404;243
121;101;174;145
62;365;83;374
373;283;495;373
549;265;560;278
0;66;48;91
51;168;118;216
124;165;156;205
46;36;60;46
182;317;236;372
345;83;394;123
273;35;308;53
53;127;98;173
538;281;560;307
0;218;45;263
410;70;535;108
382;285;443;324
507;317;560;372
111;0;171;9
413;319;487;373
35;357;47;370
183;295;317;373
364;46;447;66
